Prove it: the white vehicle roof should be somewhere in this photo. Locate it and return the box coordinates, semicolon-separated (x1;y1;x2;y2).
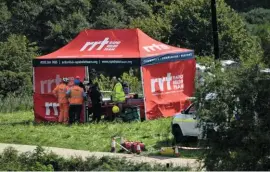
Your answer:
196;64;207;71
220;60;237;67
261;68;270;73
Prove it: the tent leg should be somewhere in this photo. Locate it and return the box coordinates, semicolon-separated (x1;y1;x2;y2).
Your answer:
84;66;89;123
140;67;147;120
33;67;35;93
85;66;89;81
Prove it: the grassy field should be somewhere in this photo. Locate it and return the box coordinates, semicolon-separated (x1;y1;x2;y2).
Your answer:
0;111;202;158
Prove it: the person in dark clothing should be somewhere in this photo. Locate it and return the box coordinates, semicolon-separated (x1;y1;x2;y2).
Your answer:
89;82;102;123
87;80;93;115
75;76;86;92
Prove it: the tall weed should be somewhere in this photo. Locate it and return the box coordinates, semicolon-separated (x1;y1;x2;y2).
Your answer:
0;94;32;113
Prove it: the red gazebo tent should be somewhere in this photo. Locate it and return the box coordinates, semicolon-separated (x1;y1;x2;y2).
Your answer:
32;28;195;122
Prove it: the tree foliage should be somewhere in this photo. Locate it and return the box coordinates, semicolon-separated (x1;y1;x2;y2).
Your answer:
225;0;270;12
167;0;262;62
0;0;267;96
0;34;38;97
242;8;270;66
195;63;270;170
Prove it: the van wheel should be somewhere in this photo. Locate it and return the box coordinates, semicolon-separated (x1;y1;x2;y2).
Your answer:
173;125;184;143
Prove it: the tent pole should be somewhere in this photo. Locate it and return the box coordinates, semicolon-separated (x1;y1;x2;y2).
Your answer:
85;66;89;81
84;66;89;123
140;66;147;120
33;67;35;93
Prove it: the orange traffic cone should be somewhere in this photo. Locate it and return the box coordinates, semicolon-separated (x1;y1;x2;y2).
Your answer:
136;143;141;154
174;146;180;157
110;137;116;153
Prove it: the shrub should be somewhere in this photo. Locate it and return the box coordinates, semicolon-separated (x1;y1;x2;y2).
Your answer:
0;93;33;113
195;63;270;170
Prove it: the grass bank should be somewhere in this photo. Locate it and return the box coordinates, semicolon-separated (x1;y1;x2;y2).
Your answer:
0;111;202;158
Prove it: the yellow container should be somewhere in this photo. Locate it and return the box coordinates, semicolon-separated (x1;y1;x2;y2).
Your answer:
160;147;175;156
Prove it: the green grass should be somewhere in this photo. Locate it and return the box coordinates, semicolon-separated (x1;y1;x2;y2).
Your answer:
0;111;202;158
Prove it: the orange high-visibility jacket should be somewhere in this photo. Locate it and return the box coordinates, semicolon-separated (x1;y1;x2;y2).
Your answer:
53;83;69;104
67;85;86;105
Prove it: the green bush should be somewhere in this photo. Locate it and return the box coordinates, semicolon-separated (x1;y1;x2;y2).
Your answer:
195;63;270;170
0;146;190;171
0;34;38;98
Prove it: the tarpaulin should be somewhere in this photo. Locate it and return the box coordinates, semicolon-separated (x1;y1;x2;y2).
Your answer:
142;59;196;120
33;67;85;122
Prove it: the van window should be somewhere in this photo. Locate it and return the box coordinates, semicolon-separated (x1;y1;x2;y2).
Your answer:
185;103;196;114
189;105;196;114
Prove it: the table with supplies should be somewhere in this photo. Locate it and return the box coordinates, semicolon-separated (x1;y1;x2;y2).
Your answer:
85;94;145;122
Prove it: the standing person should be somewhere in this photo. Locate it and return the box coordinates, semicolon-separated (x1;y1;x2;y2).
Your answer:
75;76;86;92
67;78;74;89
87;79;93;115
122;82;129;95
90;82;102;123
52;77;69;124
66;79;86;125
111;77;126;117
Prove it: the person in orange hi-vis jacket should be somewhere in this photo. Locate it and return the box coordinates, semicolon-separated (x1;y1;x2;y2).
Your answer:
52;77;70;124
66;79;87;125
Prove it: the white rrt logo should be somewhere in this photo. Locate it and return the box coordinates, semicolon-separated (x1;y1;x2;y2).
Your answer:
143;44;170;53
151;73;172;93
80;37;121;51
45;102;59;116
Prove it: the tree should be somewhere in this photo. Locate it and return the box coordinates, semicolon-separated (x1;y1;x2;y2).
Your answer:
90;0;152;29
195;62;270;170
242;8;270;25
0;35;38;97
33;0;91;53
167;0;263;63
242;8;270;66
0;2;11;41
225;0;270;12
130;14;171;43
248;24;270;66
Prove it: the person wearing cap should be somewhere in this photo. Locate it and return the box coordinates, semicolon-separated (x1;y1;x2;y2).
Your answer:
52;77;69;124
111;77;125;118
75;76;86;92
66;79;87;124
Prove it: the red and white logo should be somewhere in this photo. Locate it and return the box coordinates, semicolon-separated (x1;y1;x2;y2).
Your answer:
40;75;74;94
80;37;121;51
45;102;59;116
143;44;170;53
150;73;184;95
